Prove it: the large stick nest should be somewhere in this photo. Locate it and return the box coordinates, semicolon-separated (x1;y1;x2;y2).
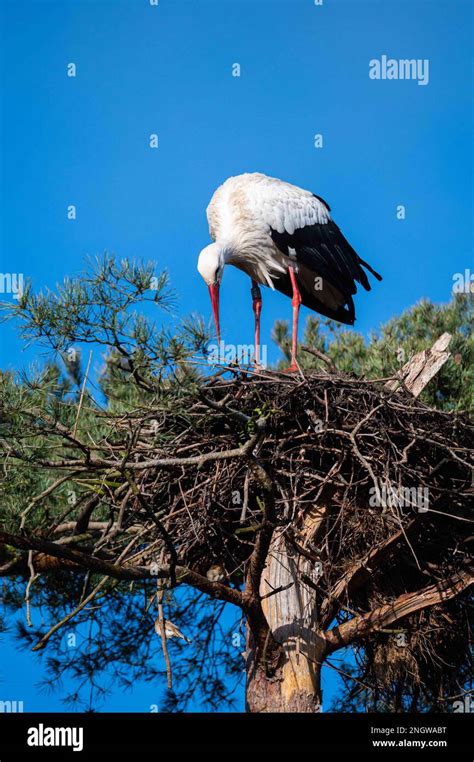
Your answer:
114;368;471;706
4;366;472;707
117;370;472;589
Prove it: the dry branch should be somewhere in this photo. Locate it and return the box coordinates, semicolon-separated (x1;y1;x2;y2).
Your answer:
385;332;452;397
325;566;474;653
1;333;472;708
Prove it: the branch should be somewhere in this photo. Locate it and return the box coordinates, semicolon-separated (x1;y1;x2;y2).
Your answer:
320;518;421;628
301;344;336;372
72;349;93;437
5;430;262;472
325;566;474;653
0;531;244;607
0;530;150;580
156;587;173;689
242;452;282;669
32;576;109;652
385;332;452;397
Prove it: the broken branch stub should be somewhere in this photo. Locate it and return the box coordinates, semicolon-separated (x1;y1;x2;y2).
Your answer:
385;332;452;397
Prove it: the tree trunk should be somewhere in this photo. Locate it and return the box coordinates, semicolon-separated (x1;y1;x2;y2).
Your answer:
246;532;325;712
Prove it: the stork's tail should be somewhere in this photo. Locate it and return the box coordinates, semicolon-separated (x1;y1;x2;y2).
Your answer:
358;256;383;283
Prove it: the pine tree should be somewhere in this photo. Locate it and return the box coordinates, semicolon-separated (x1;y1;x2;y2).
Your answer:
0;257;472;712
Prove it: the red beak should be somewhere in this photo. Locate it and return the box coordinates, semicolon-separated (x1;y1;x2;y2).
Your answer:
208;284;221;345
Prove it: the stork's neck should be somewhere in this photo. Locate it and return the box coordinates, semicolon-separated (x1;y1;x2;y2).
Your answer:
216;240;238;264
223;227;289;289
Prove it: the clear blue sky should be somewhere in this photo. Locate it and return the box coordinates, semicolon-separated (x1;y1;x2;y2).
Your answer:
0;0;472;711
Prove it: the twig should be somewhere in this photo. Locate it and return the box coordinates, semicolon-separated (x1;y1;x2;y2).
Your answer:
25;551;38;627
156;586;173;689
32;576;109;651
301;345;337;372
73;350;93;438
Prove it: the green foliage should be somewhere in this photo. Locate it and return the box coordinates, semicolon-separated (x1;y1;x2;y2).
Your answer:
0;256;212;535
0;256;243;711
273;294;473;411
5;576;242;712
1;256;472;712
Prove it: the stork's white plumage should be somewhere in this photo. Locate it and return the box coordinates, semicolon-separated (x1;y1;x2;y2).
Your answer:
197;172;382;370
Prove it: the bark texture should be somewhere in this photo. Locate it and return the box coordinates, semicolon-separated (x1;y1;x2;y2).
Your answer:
246;532;325;712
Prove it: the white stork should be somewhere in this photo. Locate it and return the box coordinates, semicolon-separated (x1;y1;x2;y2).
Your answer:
197;172;382;370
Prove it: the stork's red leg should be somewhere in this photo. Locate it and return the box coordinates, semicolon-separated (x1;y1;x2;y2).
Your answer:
288;265;301;371
251;280;262;366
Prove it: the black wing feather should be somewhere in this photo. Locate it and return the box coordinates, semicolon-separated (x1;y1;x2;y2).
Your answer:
269;219;381;325
271;263;356;324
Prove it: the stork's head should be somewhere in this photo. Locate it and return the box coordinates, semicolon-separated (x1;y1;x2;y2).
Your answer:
197;243;225;343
